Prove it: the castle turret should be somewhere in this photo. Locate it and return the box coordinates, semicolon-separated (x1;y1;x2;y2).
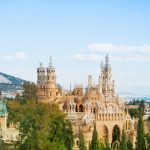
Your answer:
46;57;56;89
37;62;46;85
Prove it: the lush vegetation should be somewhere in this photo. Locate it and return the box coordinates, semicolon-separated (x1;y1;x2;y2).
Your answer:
5;82;74;150
15;82;37;103
79;132;87;150
4;83;150;150
128;108;139;118
128;99;145;118
7;101;74;150
89;125;100;150
136;102;146;150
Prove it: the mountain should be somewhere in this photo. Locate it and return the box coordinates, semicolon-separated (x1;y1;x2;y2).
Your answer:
0;72;26;92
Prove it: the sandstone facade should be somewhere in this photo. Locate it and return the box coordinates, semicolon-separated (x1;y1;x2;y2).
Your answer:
37;55;136;149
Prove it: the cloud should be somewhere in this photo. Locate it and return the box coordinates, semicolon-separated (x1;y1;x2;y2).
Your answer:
15;52;27;60
2;55;15;61
72;43;150;62
0;51;27;61
87;43;150;54
73;53;150;62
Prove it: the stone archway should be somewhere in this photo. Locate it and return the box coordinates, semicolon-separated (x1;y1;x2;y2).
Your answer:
112;125;120;144
101;125;109;141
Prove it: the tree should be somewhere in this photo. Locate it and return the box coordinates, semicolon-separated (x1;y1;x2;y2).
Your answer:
79;132;87;150
145;133;150;150
136;107;146;150
128;109;139;118
89;124;100;150
139;100;145;115
7;101;74;150
127;140;133;150
103;141;112;150
22;82;37;102
119;129;127;150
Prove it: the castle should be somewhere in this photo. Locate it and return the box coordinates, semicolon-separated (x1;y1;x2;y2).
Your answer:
37;55;136;149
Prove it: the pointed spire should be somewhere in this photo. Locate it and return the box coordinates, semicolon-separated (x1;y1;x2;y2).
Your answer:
49;56;52;67
48;56;55;70
70;82;72;92
39;62;43;67
105;54;109;68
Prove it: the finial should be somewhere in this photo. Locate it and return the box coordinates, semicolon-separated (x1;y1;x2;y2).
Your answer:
49;56;52;67
70;82;72;92
106;54;109;64
39;62;42;67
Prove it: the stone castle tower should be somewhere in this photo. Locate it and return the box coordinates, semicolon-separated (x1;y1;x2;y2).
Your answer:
37;57;62;103
37;55;136;149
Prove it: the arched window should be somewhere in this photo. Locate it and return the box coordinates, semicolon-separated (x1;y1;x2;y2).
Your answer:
93;108;96;113
101;125;109;141
79;105;83;112
112;125;120;145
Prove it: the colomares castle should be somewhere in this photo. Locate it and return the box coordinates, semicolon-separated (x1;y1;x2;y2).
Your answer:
37;55;136;149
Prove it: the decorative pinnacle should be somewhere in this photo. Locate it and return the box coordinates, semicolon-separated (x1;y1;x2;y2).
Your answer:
49;56;52;67
106;54;109;66
39;62;42;67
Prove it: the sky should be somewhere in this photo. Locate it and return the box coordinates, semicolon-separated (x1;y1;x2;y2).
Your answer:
0;0;150;96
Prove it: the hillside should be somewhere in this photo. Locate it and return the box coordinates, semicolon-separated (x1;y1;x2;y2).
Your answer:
0;72;26;92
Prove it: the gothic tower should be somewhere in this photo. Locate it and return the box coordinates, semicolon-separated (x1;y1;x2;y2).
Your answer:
99;54;114;95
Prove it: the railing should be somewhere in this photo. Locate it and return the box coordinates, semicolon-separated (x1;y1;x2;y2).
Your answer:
66;112;84;120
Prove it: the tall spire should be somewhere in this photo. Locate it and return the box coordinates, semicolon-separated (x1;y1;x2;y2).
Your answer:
49;56;52;67
105;54;109;69
70;82;72;92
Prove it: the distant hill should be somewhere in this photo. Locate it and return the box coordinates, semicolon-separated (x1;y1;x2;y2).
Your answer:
0;72;26;92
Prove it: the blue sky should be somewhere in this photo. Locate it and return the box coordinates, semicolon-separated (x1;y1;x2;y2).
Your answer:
0;0;150;95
